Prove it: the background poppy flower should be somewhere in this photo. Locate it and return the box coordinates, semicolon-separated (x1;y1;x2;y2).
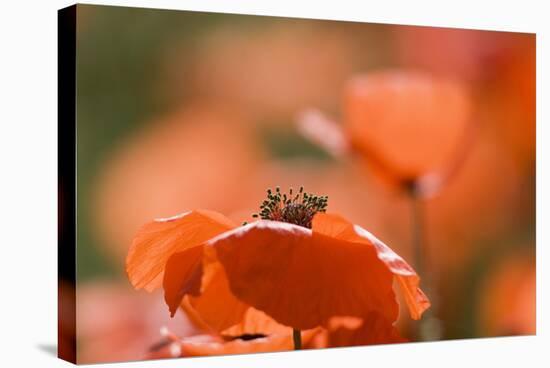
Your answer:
343;70;472;184
76;282;196;364
477;249;536;336
299;70;472;191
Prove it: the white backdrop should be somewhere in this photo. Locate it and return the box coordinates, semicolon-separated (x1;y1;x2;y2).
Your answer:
0;0;546;367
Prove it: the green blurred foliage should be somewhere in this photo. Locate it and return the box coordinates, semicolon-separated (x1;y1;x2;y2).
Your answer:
76;5;233;280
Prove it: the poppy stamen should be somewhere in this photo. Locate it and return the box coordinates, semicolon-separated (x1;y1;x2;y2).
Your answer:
252;186;328;229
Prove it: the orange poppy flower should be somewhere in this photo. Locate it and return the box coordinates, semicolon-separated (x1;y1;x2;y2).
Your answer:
146;308;405;358
477;248;536;336
127;187;430;343
145;308;319;358
298;70;471;194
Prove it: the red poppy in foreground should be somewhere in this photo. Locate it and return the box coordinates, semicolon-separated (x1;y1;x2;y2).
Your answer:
146;308;321;358
127;187;430;355
146;310;405;359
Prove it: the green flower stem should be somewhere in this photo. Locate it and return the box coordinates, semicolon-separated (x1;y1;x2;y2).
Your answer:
410;188;426;282
408;185;441;341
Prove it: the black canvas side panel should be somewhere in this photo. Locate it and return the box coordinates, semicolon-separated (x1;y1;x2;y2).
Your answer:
58;4;77;364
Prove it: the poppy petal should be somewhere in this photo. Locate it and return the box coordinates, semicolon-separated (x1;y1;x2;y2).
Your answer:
180;333;293;357
181;258;249;332
210;221;398;330
126;210;235;292
163;245;204;317
221;307;291;337
326;312;407;347
297;108;350;157
179;329;318;357
312;213;431;320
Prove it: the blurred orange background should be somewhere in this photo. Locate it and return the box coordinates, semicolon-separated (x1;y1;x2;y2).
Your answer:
73;4;535;363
